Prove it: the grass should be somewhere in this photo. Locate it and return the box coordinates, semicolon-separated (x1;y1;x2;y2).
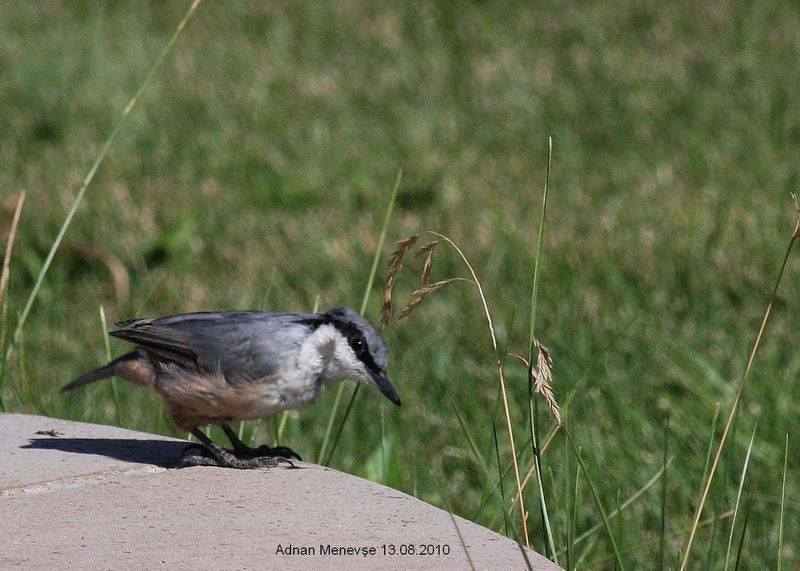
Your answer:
1;2;799;568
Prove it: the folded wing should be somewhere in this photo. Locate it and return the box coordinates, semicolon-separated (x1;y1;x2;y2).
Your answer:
110;311;311;385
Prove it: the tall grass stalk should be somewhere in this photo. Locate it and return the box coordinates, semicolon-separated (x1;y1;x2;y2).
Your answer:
0;1;202;409
553;457;673;569
680;208;800;569
380;402;387;482
704;508;719;567
723;424;756;571
702;403;722;487
0;192;25;309
451;400;534;570
434;472;477;571
565;427;625;569
0;303;5;410
431;231;530;544
659;416;669;571
11;329;26;410
568;456;673;549
318;169;402;465
0;190;26;411
777;434;788;570
566;436;578;570
527;137;557;561
528;137;551;343
539;311;641;453
98;306;123;426
502;421;664;546
492;418;509;537
733;493;753;571
589;510;734;567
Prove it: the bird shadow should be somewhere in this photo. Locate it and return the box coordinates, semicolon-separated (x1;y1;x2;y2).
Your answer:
22;437;306;470
22;437;190;468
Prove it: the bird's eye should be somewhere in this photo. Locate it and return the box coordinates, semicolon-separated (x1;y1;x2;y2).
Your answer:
351;337;366;354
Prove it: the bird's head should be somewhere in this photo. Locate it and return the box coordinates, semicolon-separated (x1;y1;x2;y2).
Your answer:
306;307;400;406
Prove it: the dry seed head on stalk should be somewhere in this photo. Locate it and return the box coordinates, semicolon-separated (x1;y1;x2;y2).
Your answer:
380;234;419;328
792;193;800;238
0;191;26;306
395;278;468;320
415;240;440;284
529;339;561;426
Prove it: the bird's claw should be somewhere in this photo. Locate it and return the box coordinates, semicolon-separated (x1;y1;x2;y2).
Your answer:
252;444;302;461
181;442;297;469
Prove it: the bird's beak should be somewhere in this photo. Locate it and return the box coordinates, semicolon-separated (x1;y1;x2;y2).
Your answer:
371;370;401;406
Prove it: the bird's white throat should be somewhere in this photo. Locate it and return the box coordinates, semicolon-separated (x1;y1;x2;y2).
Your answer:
298;323;370;387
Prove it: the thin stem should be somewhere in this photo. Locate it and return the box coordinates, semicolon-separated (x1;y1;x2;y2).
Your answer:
1;0;203;382
723;424;757;571
680;212;800;569
529;136;552;342
431;231;530;545
528;137;556;560
0;190;26;411
318;170;403;465
99;306;123;426
776;434;788;571
564;427;625;569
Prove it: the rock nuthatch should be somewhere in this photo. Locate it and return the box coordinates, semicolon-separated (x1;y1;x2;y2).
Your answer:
62;307;400;468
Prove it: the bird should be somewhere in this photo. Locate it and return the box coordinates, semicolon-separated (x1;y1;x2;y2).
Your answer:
62;307;400;469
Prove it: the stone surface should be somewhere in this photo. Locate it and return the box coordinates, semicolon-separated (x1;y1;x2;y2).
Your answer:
1;413;560;570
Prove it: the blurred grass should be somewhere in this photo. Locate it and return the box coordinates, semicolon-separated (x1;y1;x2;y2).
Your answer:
1;1;799;567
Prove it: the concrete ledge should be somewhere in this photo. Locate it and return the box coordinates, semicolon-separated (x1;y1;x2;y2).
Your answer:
1;413;559;570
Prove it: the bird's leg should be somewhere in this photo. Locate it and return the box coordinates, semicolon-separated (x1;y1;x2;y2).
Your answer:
182;428;293;469
220;423;302;461
220;423;250;453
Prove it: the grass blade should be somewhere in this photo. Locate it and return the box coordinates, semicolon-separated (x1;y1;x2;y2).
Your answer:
723;423;757;571
587;509;734;567
0;0;203;406
776;434;788;571
434;473;476;571
527;138;557;562
701;403;721;491
567;435;579;570
680;208;800;569
0;191;25;308
659;415;669;571
380;402;387;482
492;417;509;537
0;190;26;411
319;170;402;465
434;231;530;544
451;400;534;570
530;398;557;561
99;306;123;426
564;427;625;570
568;456;674;548
537;310;641;455
529;136;552;343
733;492;753;571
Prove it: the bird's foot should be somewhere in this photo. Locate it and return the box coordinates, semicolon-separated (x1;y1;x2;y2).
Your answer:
181;441;297;470
242;444;302;461
181;444;221;467
219;424;302;461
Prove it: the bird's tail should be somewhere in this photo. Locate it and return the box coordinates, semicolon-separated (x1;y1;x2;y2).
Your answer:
61;351;140;393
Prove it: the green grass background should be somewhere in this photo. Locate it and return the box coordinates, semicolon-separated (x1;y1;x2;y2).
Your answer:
1;2;799;567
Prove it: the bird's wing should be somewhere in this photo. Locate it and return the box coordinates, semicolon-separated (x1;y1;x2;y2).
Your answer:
110;311;312;384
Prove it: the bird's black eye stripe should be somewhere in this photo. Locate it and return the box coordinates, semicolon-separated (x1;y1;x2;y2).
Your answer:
317;314;382;375
336;323;368;357
349;335;367;357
